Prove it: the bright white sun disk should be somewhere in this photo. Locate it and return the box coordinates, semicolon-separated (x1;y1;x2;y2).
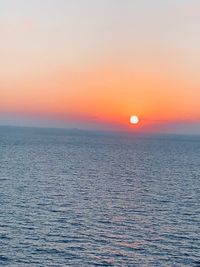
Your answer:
130;115;139;124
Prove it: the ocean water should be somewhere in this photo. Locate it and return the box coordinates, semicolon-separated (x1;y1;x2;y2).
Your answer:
0;126;200;267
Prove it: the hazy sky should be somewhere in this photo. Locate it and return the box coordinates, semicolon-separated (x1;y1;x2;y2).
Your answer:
1;0;200;133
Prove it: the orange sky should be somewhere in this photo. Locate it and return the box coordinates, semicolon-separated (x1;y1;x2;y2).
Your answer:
1;62;199;132
1;0;200;133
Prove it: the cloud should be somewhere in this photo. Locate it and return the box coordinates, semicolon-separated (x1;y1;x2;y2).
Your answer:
0;19;34;33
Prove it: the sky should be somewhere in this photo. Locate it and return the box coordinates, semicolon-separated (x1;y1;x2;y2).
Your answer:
1;0;200;134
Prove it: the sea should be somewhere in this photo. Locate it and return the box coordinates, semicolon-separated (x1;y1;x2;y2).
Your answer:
0;126;200;267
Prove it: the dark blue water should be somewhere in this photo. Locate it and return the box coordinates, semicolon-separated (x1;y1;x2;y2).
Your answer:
0;126;200;266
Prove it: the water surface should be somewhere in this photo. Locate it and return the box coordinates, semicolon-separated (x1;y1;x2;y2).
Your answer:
0;127;200;266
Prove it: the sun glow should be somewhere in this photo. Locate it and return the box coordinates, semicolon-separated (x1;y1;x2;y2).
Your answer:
130;115;139;125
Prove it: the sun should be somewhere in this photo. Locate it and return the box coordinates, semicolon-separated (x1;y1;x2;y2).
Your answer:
130;115;139;125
